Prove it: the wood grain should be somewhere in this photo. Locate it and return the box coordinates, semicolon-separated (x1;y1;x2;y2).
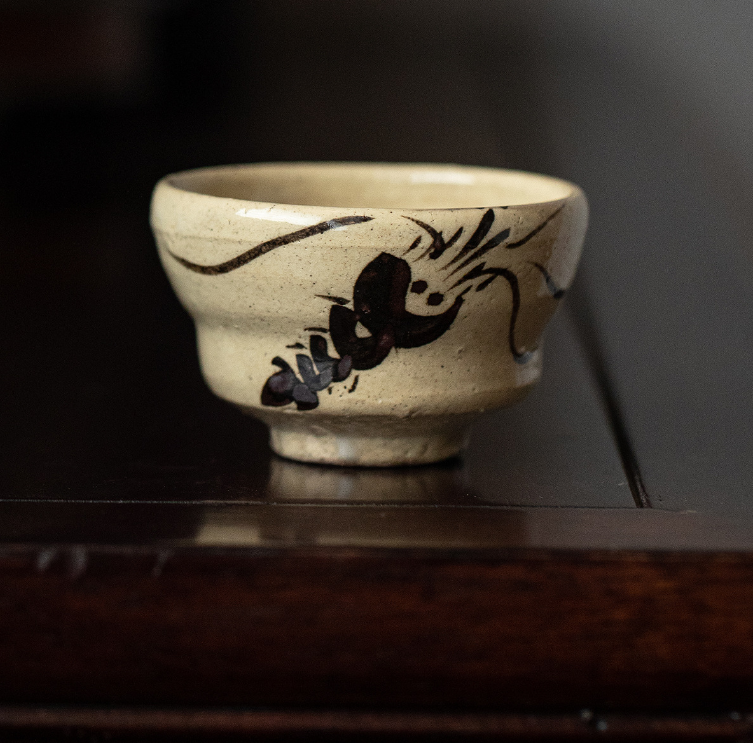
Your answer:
1;545;753;711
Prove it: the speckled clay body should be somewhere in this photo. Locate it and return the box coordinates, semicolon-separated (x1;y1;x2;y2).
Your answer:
150;163;588;466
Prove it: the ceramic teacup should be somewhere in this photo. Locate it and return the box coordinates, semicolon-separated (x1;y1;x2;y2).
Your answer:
151;162;587;466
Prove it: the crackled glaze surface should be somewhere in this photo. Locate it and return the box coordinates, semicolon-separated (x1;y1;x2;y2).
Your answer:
151;163;588;465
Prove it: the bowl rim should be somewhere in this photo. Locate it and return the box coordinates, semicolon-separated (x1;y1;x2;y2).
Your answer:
155;161;583;214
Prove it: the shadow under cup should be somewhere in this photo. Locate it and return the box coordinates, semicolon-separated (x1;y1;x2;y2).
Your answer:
150;163;588;466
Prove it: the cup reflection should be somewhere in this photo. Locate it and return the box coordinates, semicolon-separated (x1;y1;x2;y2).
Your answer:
266;455;471;504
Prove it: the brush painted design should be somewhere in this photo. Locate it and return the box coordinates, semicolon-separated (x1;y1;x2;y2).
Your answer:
166;216;373;274
167;207;566;412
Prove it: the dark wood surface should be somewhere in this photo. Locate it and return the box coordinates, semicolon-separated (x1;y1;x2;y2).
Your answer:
2;545;753;711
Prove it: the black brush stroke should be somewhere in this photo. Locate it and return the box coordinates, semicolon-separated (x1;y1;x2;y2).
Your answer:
428;226;464;259
442;209;495;269
446;227;511;278
450;263;531;363
261;357;318;411
167;215;373;274
329;253;467;370
310;335;352;381
402;235;422;256
404;218;464;260
530;261;565;299
505;206;563;249
404;217;442;259
316;294;349;305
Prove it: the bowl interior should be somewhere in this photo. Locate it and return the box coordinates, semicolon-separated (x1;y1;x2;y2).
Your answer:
166;163;575;210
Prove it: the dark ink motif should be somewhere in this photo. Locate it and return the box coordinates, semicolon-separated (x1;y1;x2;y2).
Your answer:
403;206;565;363
257;208;566;409
261;335;351;411
329;252;470;370
167;207;567;412
260;252;470;410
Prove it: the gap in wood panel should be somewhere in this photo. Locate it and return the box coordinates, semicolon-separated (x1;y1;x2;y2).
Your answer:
566;275;652;509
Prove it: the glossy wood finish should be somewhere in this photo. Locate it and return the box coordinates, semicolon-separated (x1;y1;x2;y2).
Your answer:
3;504;753;551
2;545;753;711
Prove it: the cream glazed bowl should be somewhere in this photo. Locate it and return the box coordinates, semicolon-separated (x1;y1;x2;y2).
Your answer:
150;162;588;466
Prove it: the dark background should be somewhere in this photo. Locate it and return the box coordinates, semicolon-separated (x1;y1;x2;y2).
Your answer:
1;1;752;509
